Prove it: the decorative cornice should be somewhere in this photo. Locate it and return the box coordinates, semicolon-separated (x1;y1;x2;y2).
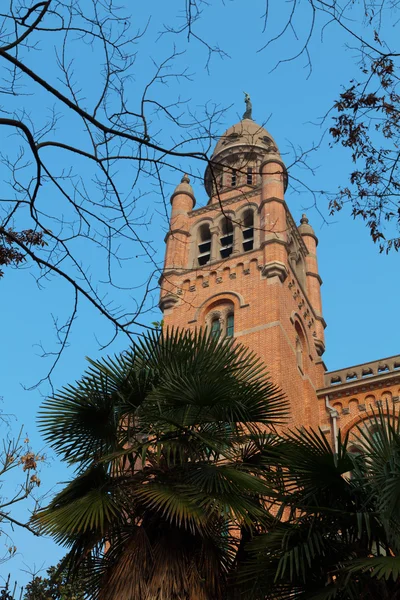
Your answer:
159;294;179;312
209;144;269;163
170;189;196;207
259;196;285;210
317;371;400;399
306;271;323;285
261;261;288;282
190;187;261;217
322;354;400;390
164;228;191;242
260;238;287;249
159;249;263;284
300;230;319;245
314;338;325;357
158;268;191;285
314;314;327;328
259;156;286;173
159;267;190;278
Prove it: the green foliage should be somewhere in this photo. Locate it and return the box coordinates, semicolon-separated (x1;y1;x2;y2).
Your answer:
242;405;400;599
34;328;400;599
34;328;287;600
23;561;86;599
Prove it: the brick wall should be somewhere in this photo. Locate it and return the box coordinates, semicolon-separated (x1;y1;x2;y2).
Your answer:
160;122;399;444
160;172;326;432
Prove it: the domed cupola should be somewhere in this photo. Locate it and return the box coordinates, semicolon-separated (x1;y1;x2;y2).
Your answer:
204;96;287;199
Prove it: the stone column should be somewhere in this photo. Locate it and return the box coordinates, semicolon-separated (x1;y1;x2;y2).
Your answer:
232;222;241;254
210;225;220;262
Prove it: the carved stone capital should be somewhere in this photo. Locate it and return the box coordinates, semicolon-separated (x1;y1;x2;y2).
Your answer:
159;294;179;312
261;261;288;282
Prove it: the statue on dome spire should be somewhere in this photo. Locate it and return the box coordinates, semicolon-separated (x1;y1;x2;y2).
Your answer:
243;92;253;120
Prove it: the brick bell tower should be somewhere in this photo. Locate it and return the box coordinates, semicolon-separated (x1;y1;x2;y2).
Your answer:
159;108;326;429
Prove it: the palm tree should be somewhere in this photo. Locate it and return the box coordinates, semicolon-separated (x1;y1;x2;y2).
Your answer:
34;328;287;600
243;406;400;599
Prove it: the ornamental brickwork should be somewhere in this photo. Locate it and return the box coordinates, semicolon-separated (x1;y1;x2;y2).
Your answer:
159;116;399;443
317;355;400;444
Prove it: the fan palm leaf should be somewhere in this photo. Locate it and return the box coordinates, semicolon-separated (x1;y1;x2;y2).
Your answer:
35;328;287;599
242;408;400;600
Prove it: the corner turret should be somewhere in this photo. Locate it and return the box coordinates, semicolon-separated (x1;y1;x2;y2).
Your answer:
298;214;325;356
170;174;195;209
164;174;195;271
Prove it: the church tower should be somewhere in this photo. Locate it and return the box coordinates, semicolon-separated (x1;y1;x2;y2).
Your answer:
159;111;327;429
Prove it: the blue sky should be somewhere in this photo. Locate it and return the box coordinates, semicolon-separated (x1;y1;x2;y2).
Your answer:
1;0;399;586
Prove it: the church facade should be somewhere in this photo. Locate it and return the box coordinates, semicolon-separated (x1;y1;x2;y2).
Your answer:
159;115;400;445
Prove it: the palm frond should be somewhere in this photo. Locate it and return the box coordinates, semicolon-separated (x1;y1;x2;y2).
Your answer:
32;465;121;542
345;555;400;581
36;328;289;599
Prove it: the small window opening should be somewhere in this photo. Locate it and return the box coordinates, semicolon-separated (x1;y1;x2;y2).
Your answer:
220;218;234;259
242;210;254;252
231;170;237;187
247;167;253;185
219;173;224;189
211;318;221;339
226;314;234;338
296;336;303;373
198;224;211;266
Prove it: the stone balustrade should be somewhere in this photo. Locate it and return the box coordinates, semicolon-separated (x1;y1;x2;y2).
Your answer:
325;354;400;387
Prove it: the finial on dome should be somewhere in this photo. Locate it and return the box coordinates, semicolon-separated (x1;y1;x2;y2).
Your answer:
300;214;309;225
243;92;253;120
181;173;190;184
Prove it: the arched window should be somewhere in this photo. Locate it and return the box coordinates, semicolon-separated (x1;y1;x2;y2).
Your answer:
231;169;237;187
220;218;233;259
247;167;253;185
226;313;234;337
197;223;211;266
296;335;303;372
206;302;235;340
295;321;307;374
211;317;221;339
242;210;254;252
